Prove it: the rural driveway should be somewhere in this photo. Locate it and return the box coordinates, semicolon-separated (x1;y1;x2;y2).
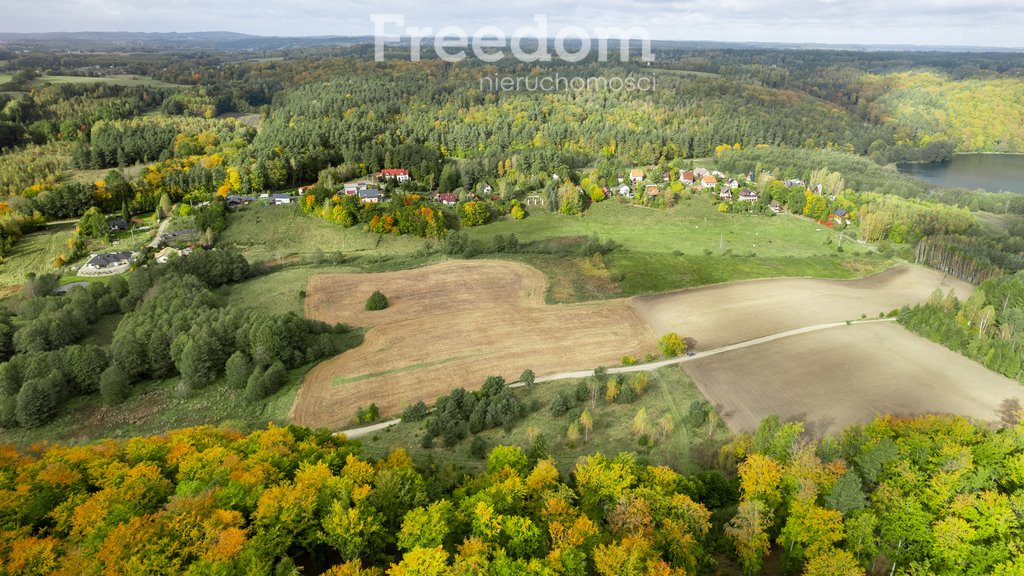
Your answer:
339;318;895;438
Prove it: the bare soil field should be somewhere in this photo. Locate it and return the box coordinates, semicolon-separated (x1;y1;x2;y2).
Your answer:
292;260;654;428
684;321;1023;435
292;261;977;430
633;265;972;349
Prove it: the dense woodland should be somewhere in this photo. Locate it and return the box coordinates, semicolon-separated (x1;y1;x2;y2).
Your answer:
2;414;1024;575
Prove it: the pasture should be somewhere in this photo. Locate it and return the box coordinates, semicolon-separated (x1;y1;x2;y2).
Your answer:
0;223;75;289
291;260;965;430
684;321;1024;435
218;204;427;264
31;74;180;88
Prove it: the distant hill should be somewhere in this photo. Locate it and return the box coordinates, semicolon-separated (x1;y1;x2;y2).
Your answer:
0;31;1020;53
0;31;374;51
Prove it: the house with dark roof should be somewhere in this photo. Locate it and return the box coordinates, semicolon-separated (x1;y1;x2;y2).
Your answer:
738;189;759;202
83;251;136;271
108;218;129;232
270;193;293;205
358;189;381;204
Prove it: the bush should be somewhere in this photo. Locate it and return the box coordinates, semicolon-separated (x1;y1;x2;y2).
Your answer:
99;365;130;406
685;399;712;429
15;378;56;428
401;400;429;422
519;369;535;387
365;290;389;311
574;381;591;402
356;403;380;424
658;333;687;357
225;351;253;389
618;384;637;404
549;390;575;416
621;355;636;366
245;361;287;402
469;436;488;459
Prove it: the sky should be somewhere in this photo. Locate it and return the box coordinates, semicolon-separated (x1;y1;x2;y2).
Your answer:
3;0;1024;48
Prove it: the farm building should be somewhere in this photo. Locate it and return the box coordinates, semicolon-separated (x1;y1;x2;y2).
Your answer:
270;193;293;205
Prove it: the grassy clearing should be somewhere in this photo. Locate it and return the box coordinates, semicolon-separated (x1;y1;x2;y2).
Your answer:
468;198;841;258
31;75;180;88
0;224;75;288
217;204;428;264
607;250;892;295
360;367;730;477
0;74;12;85
69;163;149;185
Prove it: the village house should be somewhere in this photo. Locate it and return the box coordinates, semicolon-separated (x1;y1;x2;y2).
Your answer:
700;175;718;189
738;189;759;202
358;189;381;204
693;167;710;179
155;246;193;264
108;218;129;232
377;168;410;183
343;184;360;196
719;189;733;201
226;195;254;208
645;184;660;197
784;179;805;188
618;184;632;197
680;170;694;185
629;168;645;184
436;192;457;206
297;185;316;194
725;178;740;190
83;251;137;272
269;193;292;205
833;208;852;225
770;200;784;214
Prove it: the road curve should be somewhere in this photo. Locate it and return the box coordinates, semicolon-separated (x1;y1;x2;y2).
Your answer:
336;318;896;439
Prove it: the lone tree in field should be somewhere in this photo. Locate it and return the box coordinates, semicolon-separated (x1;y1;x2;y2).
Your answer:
519;369;535;388
365;290;389;311
658;333;687;357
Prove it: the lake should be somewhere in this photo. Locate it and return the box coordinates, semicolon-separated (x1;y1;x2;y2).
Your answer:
897;154;1024;194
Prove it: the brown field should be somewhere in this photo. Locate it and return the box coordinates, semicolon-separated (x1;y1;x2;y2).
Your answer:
292;261;977;430
292;260;654;428
684;321;1023;435
633;265;972;349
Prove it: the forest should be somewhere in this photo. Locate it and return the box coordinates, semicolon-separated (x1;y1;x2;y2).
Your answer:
1;413;1024;575
0;248;353;430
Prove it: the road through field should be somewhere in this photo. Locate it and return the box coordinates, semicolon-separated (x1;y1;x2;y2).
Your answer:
340;318;896;438
295;260;975;431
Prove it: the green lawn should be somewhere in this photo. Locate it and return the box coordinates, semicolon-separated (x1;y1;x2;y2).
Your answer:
0;223;75;288
70;163;149;185
467;198;840;258
30;75;179;88
219;264;358;316
0;74;11;85
361;367;730;477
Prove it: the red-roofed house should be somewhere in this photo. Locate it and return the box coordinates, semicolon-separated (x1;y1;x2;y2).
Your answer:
437;192;458;206
629;169;645;184
700;175;718;189
377;168;411;183
680;170;694;184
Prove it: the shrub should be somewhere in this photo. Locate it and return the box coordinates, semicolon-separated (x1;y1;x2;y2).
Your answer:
549;390;575;416
365;290;389;311
225;351;253;389
519;369;535;387
469;436;488;459
245;361;287;402
658;333;687;357
15;378;56;428
618;384;637;404
356;403;380;424
685;399;712;429
621;355;636;366
401;400;429;422
574;381;591;402
99;365;130;406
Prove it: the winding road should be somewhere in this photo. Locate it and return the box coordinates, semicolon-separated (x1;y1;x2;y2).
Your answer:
337;317;896;439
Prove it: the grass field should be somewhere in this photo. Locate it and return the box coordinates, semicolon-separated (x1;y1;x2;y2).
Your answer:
468;199;846;258
684;322;1024;436
0;223;75;289
217;205;429;264
0;74;11;85
69;163;149;185
30;74;179;88
361;367;731;476
218;264;362;316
